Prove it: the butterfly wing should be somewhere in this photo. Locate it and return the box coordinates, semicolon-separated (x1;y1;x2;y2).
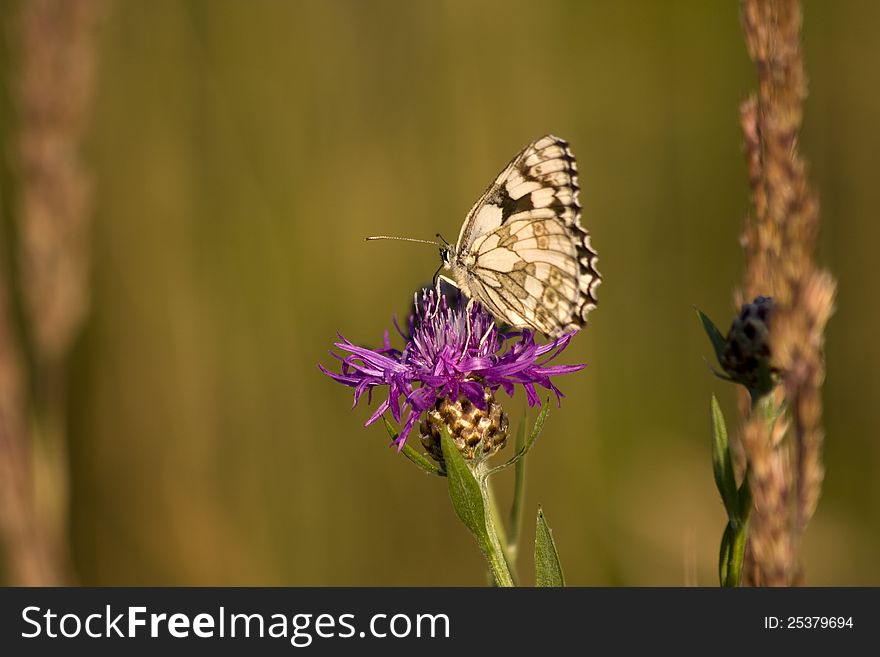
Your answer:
452;135;601;338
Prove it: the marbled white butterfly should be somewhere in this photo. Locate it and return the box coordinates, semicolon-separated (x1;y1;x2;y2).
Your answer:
370;135;600;339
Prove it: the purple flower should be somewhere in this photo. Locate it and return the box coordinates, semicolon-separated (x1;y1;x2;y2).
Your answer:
319;290;586;449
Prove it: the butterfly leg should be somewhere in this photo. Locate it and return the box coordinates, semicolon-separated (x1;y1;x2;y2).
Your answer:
461;298;475;361
430;277;443;318
477;320;494;349
433;274;475;361
433;274;460;318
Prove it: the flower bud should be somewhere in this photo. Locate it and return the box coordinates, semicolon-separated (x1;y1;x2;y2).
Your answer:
721;296;775;393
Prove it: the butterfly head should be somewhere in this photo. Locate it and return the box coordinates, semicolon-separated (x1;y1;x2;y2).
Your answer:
439;245;451;266
436;233;452;262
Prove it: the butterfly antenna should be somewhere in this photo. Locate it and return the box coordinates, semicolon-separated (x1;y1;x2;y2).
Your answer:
365;235;441;246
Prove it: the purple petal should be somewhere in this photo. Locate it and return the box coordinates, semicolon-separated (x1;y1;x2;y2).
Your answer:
364;398;391;427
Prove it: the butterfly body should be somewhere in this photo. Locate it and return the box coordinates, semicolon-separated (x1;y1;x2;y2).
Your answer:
439;135;601;339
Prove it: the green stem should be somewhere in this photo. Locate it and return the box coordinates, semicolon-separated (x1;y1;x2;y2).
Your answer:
507;414;528;564
477;468;514;587
719;388;775;587
439;427;515;587
483;475;518;585
721;498;751;587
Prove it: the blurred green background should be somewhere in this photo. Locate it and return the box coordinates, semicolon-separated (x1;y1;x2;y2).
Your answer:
3;0;878;585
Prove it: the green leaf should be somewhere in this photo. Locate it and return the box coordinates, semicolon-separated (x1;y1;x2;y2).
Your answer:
487;402;550;477
710;368;737;383
526;402;550;453
382;416;442;477
381;415;397;439
697;309;728;366
441;426;490;551
534;506;565;587
400;443;443;476
710;396;738;520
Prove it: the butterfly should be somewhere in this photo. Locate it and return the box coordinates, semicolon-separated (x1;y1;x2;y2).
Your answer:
370;135;601;339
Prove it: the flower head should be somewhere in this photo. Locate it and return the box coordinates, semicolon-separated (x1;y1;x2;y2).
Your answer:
320;290;586;449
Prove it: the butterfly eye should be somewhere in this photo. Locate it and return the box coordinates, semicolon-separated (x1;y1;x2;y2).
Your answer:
440;248;450;265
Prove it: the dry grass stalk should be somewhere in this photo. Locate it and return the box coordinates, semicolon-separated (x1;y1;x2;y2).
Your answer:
737;0;836;586
0;278;64;584
0;0;103;584
16;0;101;363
